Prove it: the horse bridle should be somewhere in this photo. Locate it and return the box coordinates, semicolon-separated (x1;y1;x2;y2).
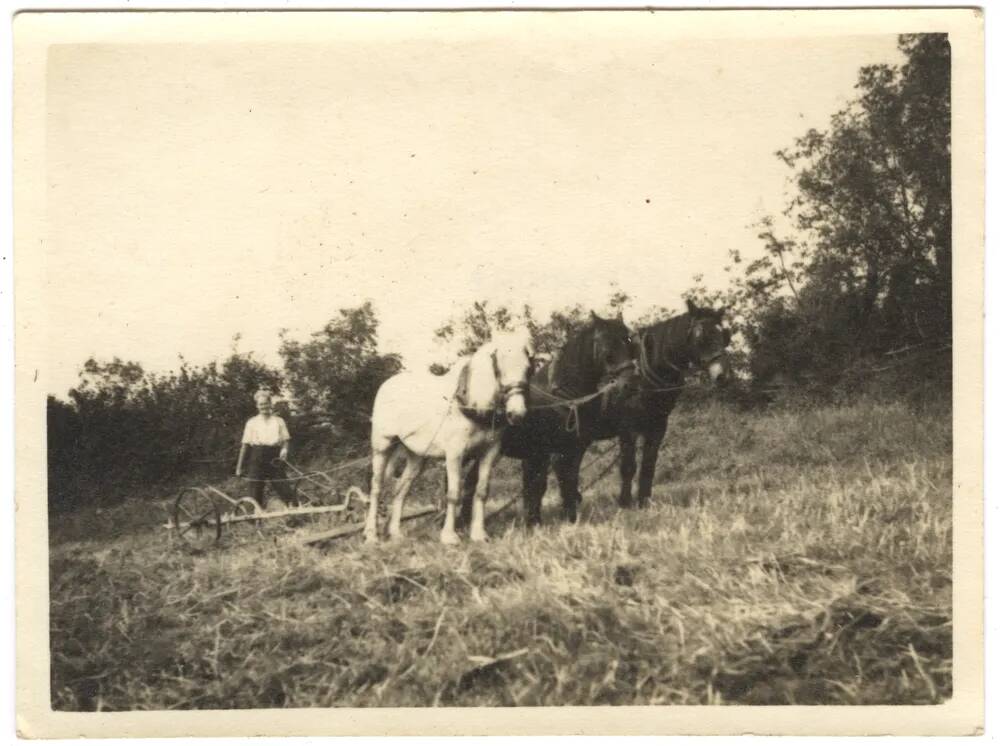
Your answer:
454;348;530;425
691;318;729;368
592;334;639;381
490;348;530;410
637;317;726;386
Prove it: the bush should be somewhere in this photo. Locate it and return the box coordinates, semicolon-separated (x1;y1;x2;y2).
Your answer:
47;354;281;513
47;303;401;514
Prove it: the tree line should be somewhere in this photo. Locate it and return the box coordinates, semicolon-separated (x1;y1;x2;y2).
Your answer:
701;34;952;397
47;34;950;512
45;300;606;512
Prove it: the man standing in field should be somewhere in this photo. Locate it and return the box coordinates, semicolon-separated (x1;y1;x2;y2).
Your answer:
235;389;298;510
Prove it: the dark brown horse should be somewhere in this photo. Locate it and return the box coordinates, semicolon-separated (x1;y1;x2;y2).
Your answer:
461;312;637;527
616;300;732;508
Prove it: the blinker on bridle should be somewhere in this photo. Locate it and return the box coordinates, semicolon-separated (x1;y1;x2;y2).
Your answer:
692;319;730;367
682;316;729;367
592;333;638;380
638;315;727;384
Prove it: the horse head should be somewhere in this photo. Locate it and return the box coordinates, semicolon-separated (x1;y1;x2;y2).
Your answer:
584;311;637;395
487;327;535;425
684;299;732;385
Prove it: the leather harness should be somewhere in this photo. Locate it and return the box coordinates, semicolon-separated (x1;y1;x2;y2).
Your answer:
636;316;727;389
453;349;528;426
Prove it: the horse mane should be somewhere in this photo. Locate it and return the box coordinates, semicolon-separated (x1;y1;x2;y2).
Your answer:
462;328;532;413
641;312;693;373
456;345;496;414
550;321;601;395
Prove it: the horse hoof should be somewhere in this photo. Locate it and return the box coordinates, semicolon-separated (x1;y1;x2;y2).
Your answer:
470;530;488;543
386;531;404;542
440;531;461;545
618;498;634;509
364;533;379;545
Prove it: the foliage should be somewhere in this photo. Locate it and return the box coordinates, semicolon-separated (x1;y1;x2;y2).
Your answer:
706;34;951;392
48;303;400;512
432;301;517;359
279;302;402;440
523;303;591;356
47;353;282;512
431;295;622;371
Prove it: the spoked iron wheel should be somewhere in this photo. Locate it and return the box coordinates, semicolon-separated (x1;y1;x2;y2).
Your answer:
174;487;222;550
225;497;265;544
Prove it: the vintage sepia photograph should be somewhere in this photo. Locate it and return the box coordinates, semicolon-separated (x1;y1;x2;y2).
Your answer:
13;8;984;737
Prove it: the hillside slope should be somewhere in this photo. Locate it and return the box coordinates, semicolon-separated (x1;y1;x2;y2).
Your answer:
49;398;952;708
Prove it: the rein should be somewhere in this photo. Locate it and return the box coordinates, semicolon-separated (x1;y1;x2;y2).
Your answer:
528;376;626;435
530;332;638;434
528;378;622;410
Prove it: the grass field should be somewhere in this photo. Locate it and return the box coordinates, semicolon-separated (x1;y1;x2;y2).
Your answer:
48;397;953;709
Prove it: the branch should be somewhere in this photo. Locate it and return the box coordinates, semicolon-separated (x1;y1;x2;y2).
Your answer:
773;241;803;307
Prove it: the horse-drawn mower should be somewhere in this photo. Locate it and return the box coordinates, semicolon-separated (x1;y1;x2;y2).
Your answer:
164;440;621;550
164;457;437;550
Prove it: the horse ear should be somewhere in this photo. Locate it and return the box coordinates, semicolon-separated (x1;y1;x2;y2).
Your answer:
685;299;698;315
590;310;600;322
616;310;624;322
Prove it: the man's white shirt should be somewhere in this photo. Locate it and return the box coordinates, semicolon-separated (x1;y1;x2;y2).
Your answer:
241;415;290;446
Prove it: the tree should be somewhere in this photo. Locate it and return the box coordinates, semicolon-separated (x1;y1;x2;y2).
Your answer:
279;302;401;438
728;34;951;389
526;303;590;355
782;34;949;343
47;351;283;512
430;298;608;372
432;301;515;358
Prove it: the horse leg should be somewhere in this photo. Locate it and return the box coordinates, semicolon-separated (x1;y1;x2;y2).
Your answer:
469;443;502;542
636;426;666;508
618;432;637;508
387;451;424;540
365;440;395;543
552;448;585;524
457;454;478;529
522;454;548;528
440;449;465;545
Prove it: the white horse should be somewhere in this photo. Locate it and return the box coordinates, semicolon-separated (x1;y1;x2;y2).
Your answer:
366;328;535;544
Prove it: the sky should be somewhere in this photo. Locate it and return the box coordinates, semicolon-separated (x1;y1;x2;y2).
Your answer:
43;22;904;396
